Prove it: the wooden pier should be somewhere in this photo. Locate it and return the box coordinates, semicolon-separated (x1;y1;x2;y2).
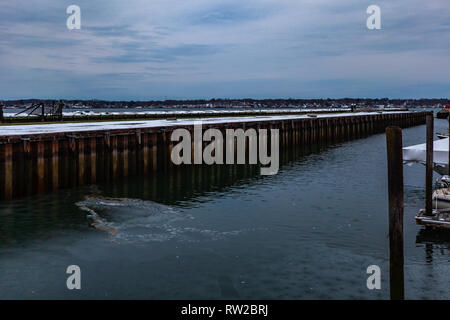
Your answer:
0;111;427;200
416;209;450;229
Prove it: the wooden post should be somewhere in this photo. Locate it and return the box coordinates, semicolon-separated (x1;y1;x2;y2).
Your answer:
68;137;77;187
22;139;32;196
426;114;433;216
123;135;129;177
167;131;174;170
143;133;149;175
90;137;97;184
37;141;45;193
151;133;157;171
112;136;118;177
51;140;59;190
385;126;405;300
78;138;84;185
135;129;142;175
4;143;13;199
104;133;111;182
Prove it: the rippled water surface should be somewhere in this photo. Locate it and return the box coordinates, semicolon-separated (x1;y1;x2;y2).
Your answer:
0;115;449;299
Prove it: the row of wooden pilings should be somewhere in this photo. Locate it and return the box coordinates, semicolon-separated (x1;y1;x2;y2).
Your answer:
385;111;442;301
0;112;427;200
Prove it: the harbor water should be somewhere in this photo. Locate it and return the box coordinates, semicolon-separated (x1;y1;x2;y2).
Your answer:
0;114;449;299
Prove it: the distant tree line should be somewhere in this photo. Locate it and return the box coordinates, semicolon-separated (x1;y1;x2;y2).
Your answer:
2;98;449;109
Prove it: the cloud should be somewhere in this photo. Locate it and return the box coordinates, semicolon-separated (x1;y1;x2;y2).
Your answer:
0;0;449;99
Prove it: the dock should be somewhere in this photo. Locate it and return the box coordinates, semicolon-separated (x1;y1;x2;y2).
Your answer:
416;209;450;229
1;107;409;123
0;110;427;200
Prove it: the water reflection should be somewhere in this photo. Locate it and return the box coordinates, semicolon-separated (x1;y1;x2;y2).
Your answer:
416;228;450;263
101;143;327;207
0;142;325;246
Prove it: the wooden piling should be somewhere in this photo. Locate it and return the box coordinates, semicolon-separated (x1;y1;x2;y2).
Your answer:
426;114;433;216
168;131;174;170
90;137;97;184
102;133;110;182
78;138;85;185
112;136;118;177
385;126;405;301
51;140;59;190
134;130;142;176
4;143;13;199
123;134;129;177
151;133;158;171
37;141;45;193
143;133;149;175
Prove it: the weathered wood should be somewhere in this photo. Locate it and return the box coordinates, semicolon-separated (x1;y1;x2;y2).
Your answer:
122;135;129;177
51;140;59;190
37;141;45;193
151;133;158;171
90;137;97;183
385;126;405;301
168;131;174;170
4;143;13;199
416;209;450;229
112;136;118;177
78;138;85;185
143;133;149;175
426;114;433;216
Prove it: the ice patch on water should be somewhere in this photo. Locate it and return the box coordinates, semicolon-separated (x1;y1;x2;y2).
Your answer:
76;201;118;236
75;196;258;243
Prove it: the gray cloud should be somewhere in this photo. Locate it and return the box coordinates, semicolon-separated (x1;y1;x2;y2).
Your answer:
0;0;449;99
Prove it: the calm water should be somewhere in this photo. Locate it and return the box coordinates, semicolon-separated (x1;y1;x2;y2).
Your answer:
0;116;449;299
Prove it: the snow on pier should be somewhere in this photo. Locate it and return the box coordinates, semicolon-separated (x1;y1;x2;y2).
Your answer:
0;111;411;137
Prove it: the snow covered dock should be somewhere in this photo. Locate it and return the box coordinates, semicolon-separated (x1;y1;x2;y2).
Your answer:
1;107;409;124
0;111;413;138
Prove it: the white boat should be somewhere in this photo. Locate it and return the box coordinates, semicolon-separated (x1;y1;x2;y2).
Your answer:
403;139;450;211
403;137;449;175
432;188;450;209
431;176;450;209
416;175;450;228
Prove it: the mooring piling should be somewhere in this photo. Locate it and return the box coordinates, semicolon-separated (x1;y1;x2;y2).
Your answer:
52;139;59;191
90;137;97;184
385;126;405;300
36;141;45;194
4;143;12;200
426;113;434;216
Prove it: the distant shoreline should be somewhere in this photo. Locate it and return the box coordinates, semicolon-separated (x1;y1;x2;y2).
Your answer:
1;98;449;110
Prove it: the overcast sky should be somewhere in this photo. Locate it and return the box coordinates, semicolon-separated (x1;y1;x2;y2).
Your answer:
0;0;449;100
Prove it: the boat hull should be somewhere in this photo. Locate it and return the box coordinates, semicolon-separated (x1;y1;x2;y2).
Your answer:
432;189;450;209
436;110;449;119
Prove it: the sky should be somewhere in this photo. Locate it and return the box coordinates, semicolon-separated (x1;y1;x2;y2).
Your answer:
0;0;449;100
